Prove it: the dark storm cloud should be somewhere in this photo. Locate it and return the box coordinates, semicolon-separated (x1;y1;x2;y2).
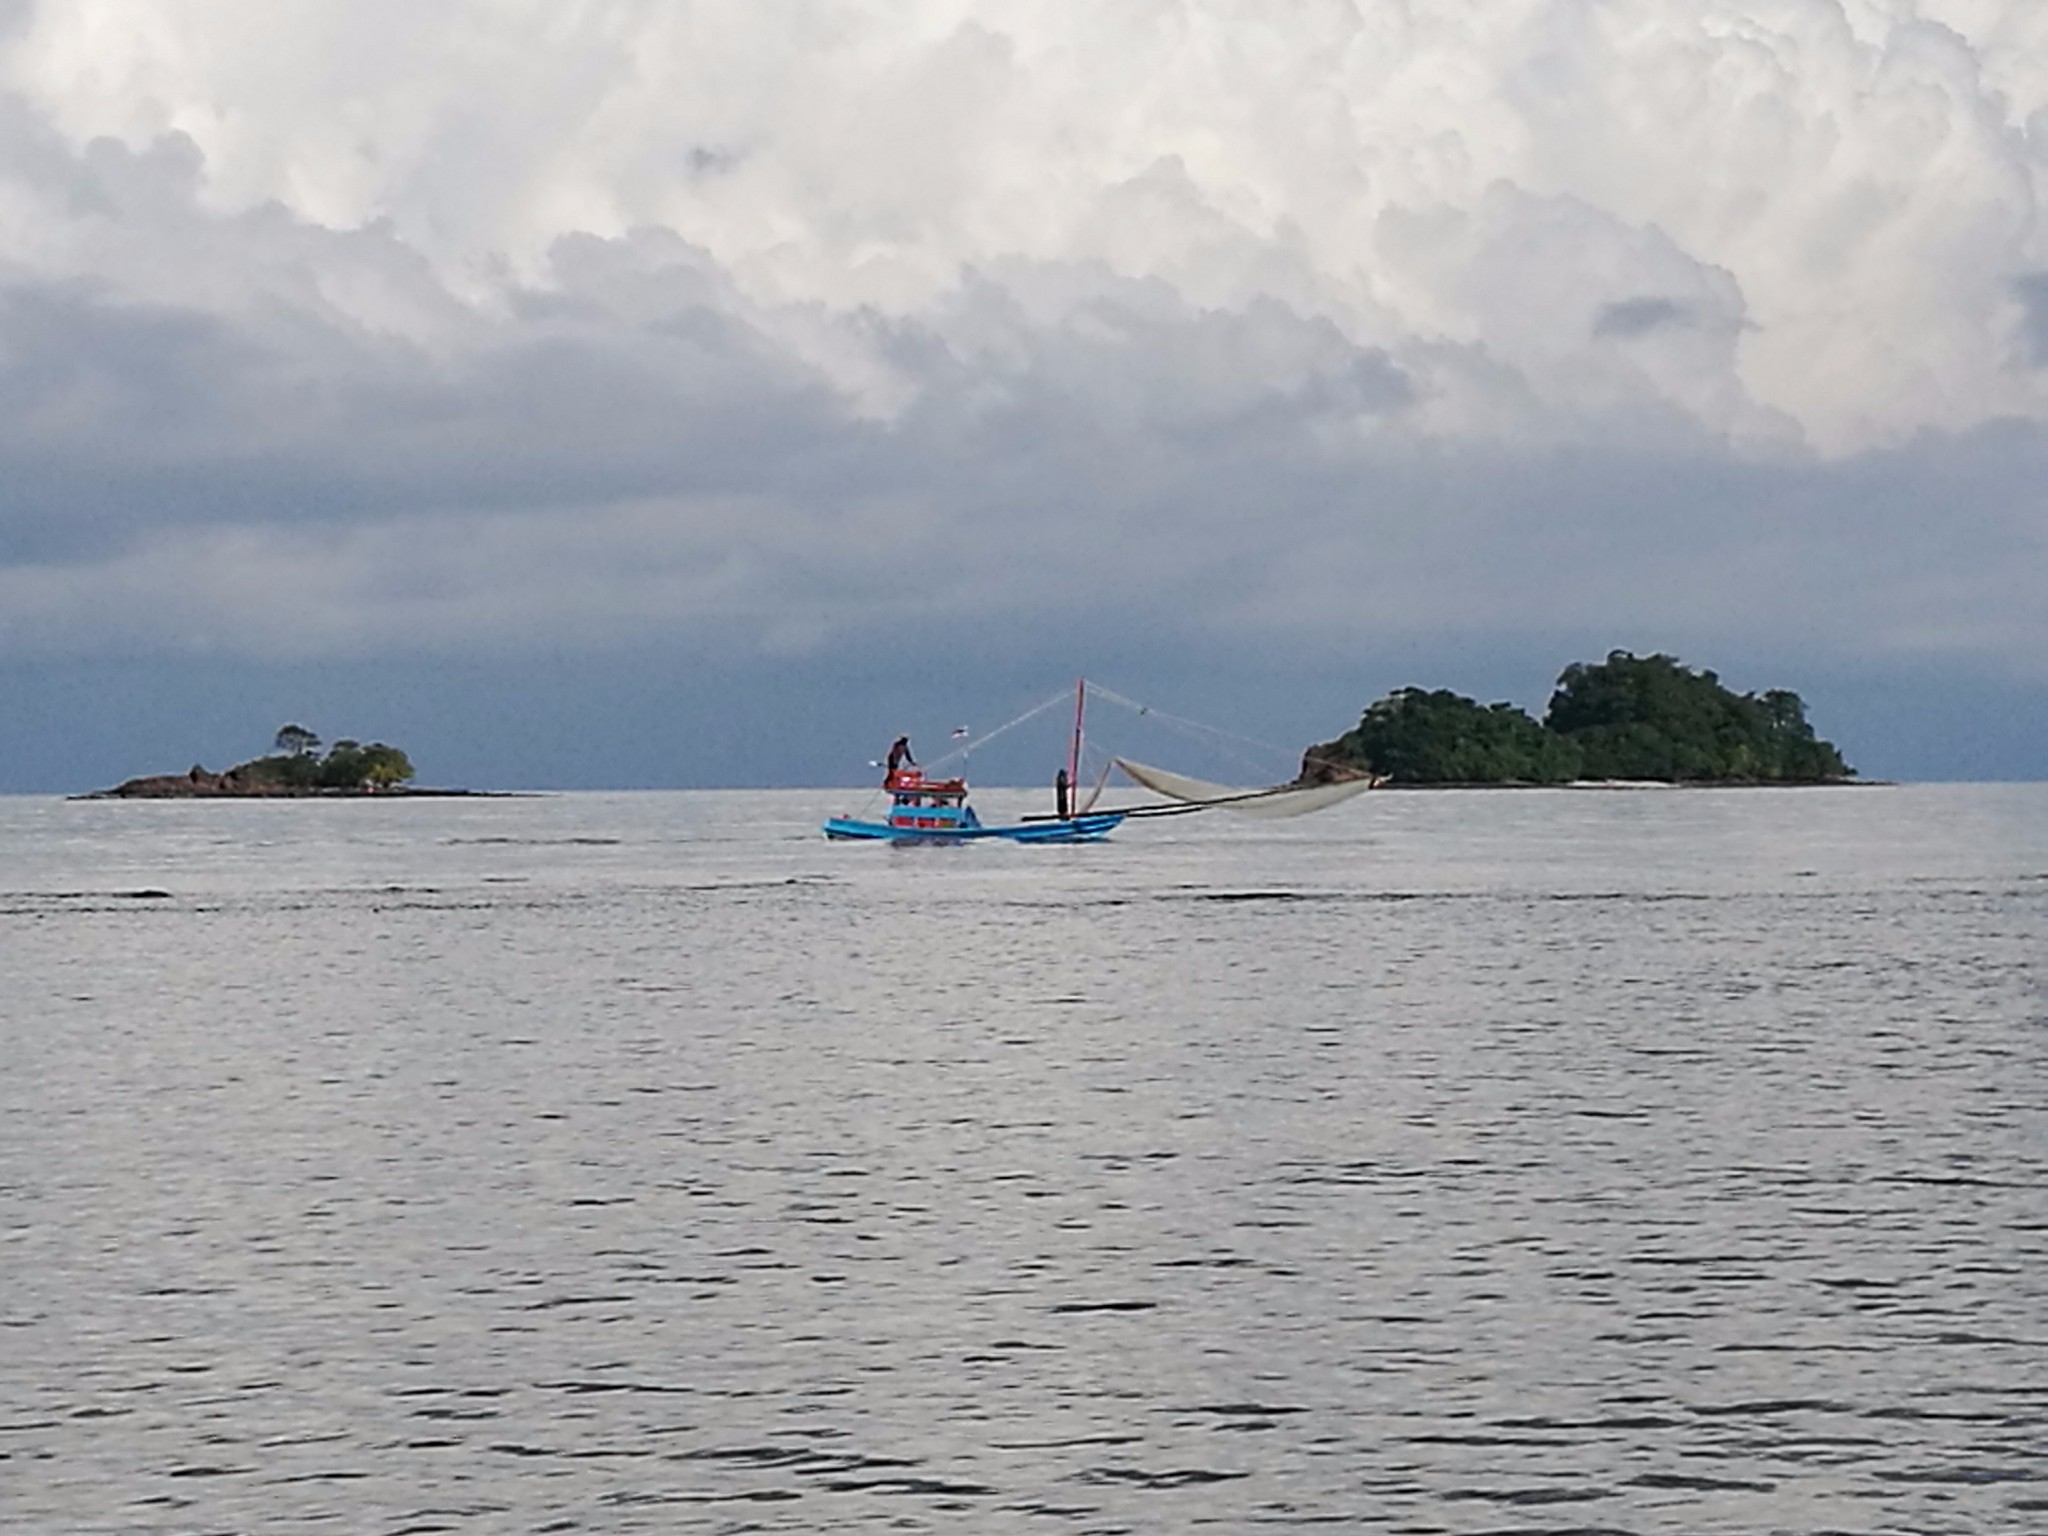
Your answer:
0;240;865;564
0;207;1432;620
2014;272;2048;367
2;211;2043;683
1593;297;1694;338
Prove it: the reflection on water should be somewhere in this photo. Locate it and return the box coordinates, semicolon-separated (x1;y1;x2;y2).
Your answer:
2;786;2043;1533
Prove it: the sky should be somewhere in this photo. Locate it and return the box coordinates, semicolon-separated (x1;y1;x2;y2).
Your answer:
2;0;2045;790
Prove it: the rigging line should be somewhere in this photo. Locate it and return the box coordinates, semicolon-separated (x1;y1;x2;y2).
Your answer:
1087;683;1290;759
1086;682;1359;779
924;689;1070;771
1089;688;1294;782
1159;719;1279;781
1078;755;1112;814
840;689;1065;820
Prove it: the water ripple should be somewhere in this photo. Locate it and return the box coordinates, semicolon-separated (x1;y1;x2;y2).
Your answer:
2;786;2043;1532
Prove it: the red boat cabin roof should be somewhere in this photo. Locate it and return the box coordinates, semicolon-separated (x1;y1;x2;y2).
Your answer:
885;767;966;802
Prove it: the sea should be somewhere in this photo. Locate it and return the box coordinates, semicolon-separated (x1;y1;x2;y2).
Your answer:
2;784;2043;1536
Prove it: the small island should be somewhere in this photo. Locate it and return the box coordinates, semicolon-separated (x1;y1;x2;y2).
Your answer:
84;724;420;798
1301;651;1856;786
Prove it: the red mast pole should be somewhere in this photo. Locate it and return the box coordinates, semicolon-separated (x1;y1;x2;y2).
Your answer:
1067;677;1085;815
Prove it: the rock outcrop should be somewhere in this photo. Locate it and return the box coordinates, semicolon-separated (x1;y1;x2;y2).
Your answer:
88;763;376;798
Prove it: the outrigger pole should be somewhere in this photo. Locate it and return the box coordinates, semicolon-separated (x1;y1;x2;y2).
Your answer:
1021;781;1321;822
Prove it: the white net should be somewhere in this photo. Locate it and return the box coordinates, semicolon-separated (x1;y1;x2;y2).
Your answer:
1113;759;1376;818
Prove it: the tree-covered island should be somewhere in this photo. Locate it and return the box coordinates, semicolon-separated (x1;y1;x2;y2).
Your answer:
1302;652;1854;786
87;724;419;798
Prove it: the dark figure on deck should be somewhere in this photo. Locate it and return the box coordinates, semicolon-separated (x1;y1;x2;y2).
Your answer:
886;736;916;774
1055;767;1071;819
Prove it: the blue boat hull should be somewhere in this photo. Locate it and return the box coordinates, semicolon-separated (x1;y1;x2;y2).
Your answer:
824;812;1124;844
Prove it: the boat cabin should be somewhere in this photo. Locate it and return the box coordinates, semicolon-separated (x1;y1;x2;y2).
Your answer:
884;768;981;834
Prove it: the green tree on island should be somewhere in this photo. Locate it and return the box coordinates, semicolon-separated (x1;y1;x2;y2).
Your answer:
317;740;415;790
1310;652;1852;785
1546;652;1851;782
1321;688;1583;784
242;728;417;791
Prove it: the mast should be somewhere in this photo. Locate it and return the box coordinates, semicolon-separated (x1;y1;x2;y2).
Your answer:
1067;677;1085;817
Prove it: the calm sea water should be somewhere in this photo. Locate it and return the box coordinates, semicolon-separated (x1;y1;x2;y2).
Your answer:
2;785;2043;1535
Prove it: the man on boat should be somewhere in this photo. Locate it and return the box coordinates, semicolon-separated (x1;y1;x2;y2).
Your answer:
885;736;916;775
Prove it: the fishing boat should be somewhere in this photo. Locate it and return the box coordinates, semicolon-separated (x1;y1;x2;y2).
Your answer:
824;679;1125;844
822;765;1123;844
822;678;1376;843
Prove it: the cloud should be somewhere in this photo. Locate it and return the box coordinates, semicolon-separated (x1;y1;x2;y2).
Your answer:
2014;272;2048;366
0;0;2044;707
1593;298;1695;339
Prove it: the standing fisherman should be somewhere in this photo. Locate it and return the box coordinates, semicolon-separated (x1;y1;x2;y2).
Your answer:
885;736;916;776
